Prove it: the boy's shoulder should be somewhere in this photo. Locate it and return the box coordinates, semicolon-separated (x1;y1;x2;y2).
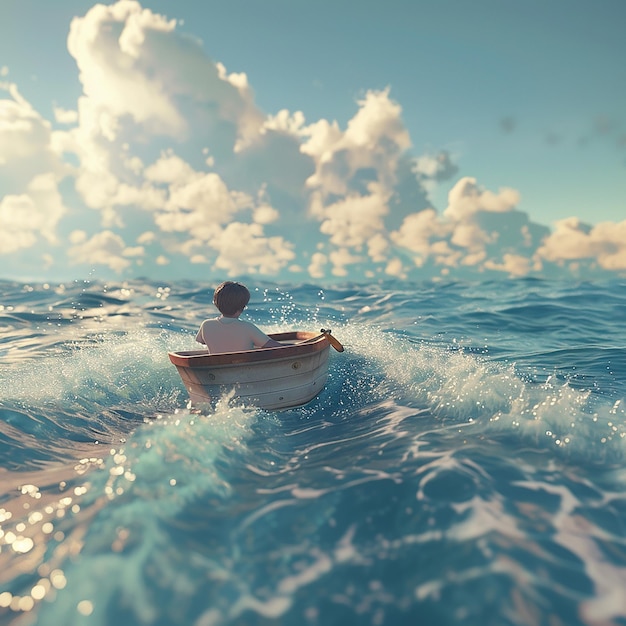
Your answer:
237;318;257;328
201;316;220;325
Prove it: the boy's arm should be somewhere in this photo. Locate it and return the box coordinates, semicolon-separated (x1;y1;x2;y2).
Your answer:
195;322;205;344
262;338;283;348
247;321;282;348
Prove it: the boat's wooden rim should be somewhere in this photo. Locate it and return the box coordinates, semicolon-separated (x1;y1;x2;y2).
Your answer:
168;331;330;367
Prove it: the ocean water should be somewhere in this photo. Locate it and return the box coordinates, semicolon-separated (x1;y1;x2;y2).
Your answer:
1;277;626;626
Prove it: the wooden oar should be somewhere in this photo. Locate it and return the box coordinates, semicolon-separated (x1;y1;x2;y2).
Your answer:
320;328;344;352
292;329;345;352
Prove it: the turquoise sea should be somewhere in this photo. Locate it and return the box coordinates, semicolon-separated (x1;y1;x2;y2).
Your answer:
1;277;626;626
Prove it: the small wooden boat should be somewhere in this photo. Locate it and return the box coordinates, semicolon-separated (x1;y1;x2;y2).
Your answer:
168;329;343;410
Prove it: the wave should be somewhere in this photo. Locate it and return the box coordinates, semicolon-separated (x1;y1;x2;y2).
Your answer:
1;277;626;625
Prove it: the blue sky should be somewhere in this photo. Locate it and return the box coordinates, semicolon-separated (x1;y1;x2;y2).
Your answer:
1;0;625;283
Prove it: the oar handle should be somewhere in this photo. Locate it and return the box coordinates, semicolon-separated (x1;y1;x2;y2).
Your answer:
320;328;344;352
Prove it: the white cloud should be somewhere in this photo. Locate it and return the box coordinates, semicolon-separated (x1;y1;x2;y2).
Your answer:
253;204;279;225
390;208;451;259
299;118;343;162
367;232;390;263
328;248;362;277
139;150;295;276
67;1;263;144
0;195;40;253
137;231;156;244
484;253;534;276
319;183;391;250
53;107;78;125
0;83;67;187
46;0;270;235
450;220;495;250
67;1;184;137
345;88;410;153
385;257;406;278
303;88;410;198
0;66;8;77
287;90;419;277
211;222;295;276
308;252;327;279
413;153;453;180
154;170;250;238
537;217;626;270
67;229;144;272
261;109;307;137
112;183;166;211
69;230;87;244
123;155;144;176
431;240;463;268
1;2;625;284
0;174;68;254
460;249;488;267
412;151;459;200
444;176;520;221
389;179;554;275
144;152;196;185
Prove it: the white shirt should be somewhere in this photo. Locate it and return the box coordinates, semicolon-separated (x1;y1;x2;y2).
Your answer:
195;316;272;354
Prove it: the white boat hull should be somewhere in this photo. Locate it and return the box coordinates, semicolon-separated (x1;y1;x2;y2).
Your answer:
169;331;333;410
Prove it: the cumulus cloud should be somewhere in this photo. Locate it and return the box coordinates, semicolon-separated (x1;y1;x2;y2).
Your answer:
308;252;328;279
328;248;363;278
68;229;144;272
0;83;68;190
52;0;269;230
67;2;187;138
67;1;262;143
385;257;406;278
0;173;68;256
387;177;555;278
253;204;279;225
141;151;294;275
211;222;295;276
136;231;156;245
29;0;297;280
318;183;391;249
303;88;410;198
53;106;79;125
412;151;458;183
1;0;625;283
156;171;246;234
537;218;626;271
0;83;69;254
0;196;42;254
484;253;535;277
390;208;452;260
444;177;520;221
297;89;426;276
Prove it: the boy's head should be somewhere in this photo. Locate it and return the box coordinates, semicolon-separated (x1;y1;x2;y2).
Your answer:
213;281;250;316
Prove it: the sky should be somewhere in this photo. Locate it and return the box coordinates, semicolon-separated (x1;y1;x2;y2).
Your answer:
1;0;625;284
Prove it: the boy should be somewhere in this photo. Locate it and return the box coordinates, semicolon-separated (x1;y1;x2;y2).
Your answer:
195;281;283;354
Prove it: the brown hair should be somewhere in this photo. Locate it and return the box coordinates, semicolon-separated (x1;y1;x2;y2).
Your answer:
213;281;250;316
